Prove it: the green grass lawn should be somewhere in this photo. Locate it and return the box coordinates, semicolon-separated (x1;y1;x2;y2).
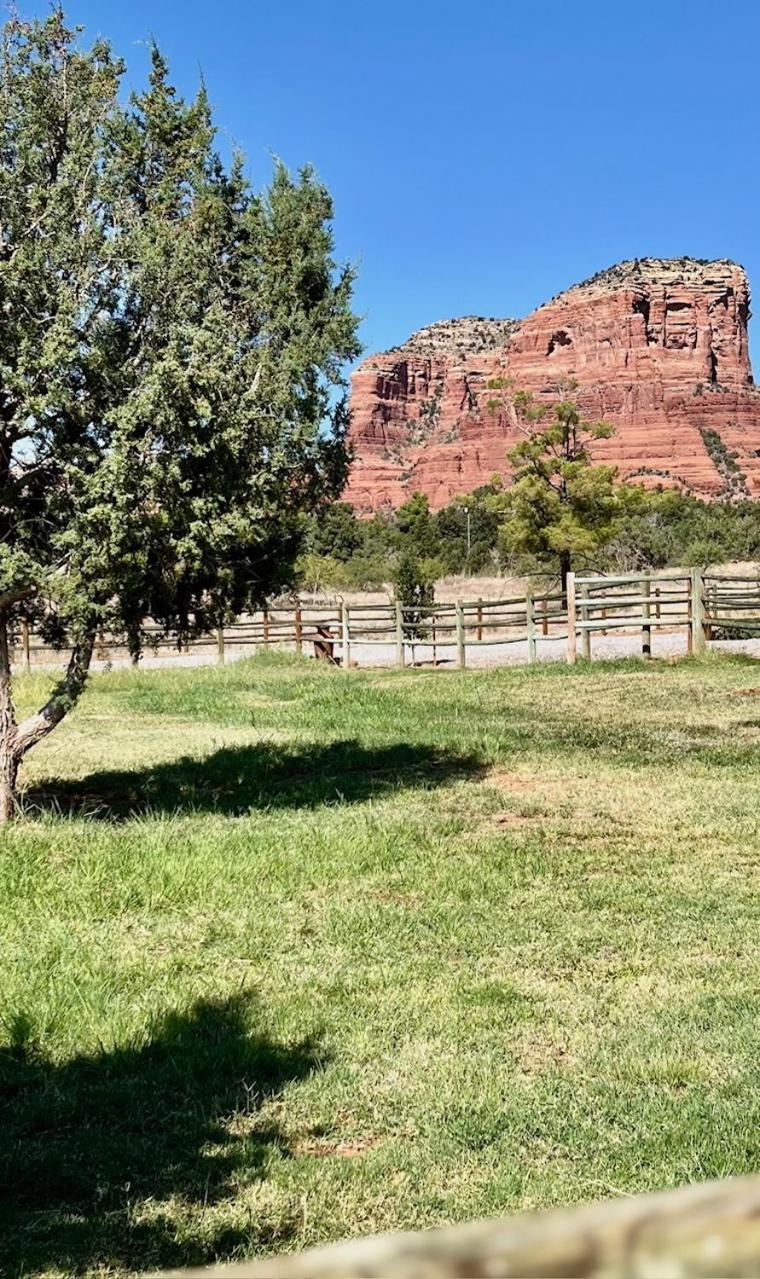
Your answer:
3;651;760;1276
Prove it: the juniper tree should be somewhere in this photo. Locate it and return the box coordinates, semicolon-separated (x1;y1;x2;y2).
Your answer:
393;551;435;643
0;10;359;819
395;492;437;559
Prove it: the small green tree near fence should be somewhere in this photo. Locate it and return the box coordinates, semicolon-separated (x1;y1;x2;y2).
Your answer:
0;10;359;820
393;553;435;644
487;380;637;589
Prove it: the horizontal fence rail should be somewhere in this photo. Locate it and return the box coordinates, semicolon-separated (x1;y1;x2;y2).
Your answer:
702;573;760;638
9;570;760;672
570;571;695;662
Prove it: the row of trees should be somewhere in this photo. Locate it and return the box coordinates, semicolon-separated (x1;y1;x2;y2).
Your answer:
300;386;760;594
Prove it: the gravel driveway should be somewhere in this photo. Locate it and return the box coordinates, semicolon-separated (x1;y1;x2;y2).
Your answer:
68;629;760;672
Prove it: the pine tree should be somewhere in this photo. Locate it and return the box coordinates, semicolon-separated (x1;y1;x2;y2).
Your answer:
0;11;360;818
487;380;635;589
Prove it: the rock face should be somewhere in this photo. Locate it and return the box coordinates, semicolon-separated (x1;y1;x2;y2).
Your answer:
346;258;760;511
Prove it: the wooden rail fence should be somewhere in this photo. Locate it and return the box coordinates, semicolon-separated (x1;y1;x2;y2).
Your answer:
10;570;760;671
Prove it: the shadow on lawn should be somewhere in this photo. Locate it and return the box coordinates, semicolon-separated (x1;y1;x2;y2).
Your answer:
0;994;321;1276
25;738;485;820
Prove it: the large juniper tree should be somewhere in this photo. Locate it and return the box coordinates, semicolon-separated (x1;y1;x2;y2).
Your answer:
0;9;359;819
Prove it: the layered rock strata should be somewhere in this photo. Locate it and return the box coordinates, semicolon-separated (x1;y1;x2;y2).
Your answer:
346;258;760;510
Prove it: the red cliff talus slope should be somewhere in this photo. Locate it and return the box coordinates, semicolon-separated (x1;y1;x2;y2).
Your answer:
345;258;760;511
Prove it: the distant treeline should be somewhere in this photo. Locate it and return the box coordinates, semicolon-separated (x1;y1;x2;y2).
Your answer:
299;485;760;591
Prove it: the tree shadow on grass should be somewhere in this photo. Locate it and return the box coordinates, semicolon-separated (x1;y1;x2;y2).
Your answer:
25;739;486;821
0;994;321;1276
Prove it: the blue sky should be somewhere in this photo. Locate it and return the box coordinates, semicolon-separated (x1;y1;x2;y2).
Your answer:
28;0;760;363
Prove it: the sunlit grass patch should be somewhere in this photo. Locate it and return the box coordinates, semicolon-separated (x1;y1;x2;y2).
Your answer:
3;651;760;1275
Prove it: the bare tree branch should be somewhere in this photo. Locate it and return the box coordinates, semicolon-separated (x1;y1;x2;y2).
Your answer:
0;585;36;613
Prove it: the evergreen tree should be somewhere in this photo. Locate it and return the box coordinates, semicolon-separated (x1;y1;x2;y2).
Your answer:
306;501;362;562
435;492;500;574
487;380;636;588
0;11;359;818
393;552;435;642
395;492;437;559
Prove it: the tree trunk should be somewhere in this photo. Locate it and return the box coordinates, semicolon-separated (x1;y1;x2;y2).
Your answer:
0;743;18;822
0;629;94;823
559;552;572;593
14;635;94;756
0;612;19;822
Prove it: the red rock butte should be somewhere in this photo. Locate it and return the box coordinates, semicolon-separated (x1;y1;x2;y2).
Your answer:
345;257;760;511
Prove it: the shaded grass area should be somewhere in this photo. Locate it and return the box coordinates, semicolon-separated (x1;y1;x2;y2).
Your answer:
1;996;320;1273
25;739;485;819
4;652;760;1275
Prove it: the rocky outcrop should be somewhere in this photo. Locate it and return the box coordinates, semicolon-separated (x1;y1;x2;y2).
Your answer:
346;258;760;510
383;316;521;356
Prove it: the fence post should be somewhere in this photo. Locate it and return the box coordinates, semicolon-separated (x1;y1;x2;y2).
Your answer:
691;567;706;654
642;572;651;658
655;586;661;621
456;599;466;669
566;572;577;665
395;601;405;668
263;606;270;648
21;619;31;674
542;597;549;637
705;581;714;641
581;586;591;660
686;575;693;655
341;601;351;668
476;598;483;642
295;603;303;655
216;627;225;666
526;591;537;664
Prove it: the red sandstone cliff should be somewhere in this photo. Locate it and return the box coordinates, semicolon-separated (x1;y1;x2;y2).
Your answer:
345;258;760;511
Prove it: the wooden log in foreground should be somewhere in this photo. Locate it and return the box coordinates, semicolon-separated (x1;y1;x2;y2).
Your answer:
156;1175;760;1278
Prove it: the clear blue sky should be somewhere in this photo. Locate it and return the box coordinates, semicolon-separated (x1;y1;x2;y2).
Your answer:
26;0;760;362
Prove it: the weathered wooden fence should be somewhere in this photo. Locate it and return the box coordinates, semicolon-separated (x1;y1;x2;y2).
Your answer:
11;570;760;670
567;568;760;663
568;569;696;663
344;591;569;667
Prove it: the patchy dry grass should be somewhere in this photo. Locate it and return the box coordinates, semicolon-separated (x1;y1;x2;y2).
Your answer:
3;651;760;1275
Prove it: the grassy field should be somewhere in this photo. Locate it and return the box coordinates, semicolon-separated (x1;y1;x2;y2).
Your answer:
3;651;760;1276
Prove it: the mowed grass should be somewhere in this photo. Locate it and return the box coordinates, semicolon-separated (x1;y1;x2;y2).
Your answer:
3;651;760;1275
